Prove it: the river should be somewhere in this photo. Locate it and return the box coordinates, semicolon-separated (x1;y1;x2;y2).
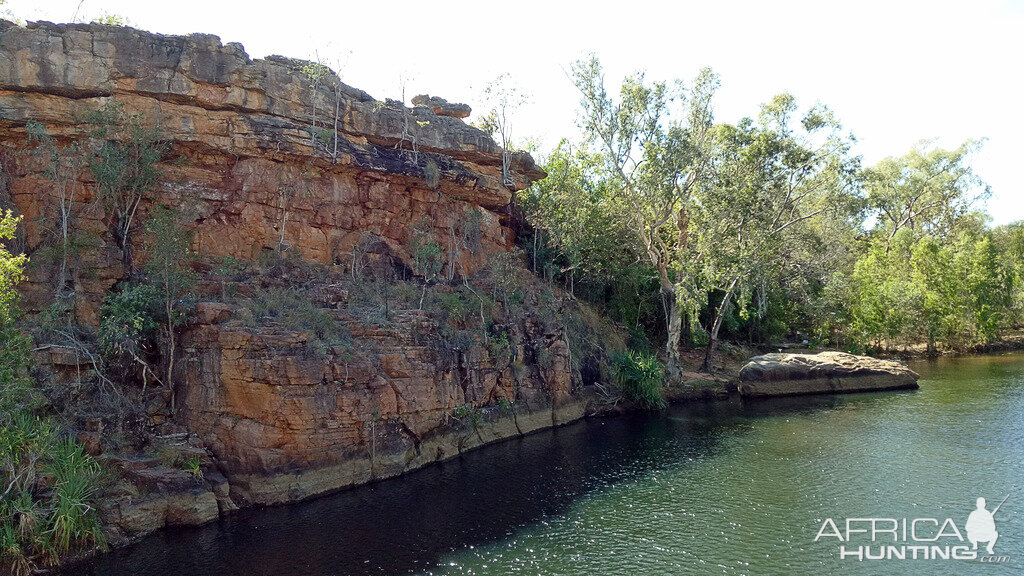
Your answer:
72;353;1024;575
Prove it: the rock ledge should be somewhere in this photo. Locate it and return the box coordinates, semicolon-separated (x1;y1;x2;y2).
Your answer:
738;351;919;397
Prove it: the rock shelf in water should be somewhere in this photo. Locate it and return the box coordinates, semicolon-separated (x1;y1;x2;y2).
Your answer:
737;351;919;397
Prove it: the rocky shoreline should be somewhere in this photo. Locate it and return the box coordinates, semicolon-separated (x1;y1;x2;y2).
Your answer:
0;18;923;573
47;348;921;573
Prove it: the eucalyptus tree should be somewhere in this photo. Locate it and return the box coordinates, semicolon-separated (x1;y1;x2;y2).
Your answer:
571;56;718;375
866;140;989;248
691;95;860;371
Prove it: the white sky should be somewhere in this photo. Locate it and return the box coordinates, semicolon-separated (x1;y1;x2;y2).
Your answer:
9;0;1024;224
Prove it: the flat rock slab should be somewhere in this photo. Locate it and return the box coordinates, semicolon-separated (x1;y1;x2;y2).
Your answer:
738;351;919;397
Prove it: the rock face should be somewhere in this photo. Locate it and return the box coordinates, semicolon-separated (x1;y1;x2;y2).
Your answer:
0;19;605;542
737;352;919;397
180;301;586;505
0;19;544;324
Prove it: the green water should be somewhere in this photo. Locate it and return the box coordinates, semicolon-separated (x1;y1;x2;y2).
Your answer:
423;353;1024;575
74;353;1024;576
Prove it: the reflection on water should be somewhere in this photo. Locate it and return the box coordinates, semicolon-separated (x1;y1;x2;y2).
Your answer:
73;353;1024;575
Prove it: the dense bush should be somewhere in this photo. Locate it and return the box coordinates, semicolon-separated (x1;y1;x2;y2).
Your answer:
844;229;1014;352
0;212;35;416
99;282;160;360
0;415;106;575
611;350;665;409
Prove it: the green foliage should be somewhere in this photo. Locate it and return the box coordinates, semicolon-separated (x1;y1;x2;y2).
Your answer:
569;56;721;368
453;403;483;429
99;282;160;363
992;221;1024;323
845;228;1014;351
185;456;203;477
611;350;665;409
26;121;87;297
866;140;989;245
143;206;197;331
521;142;663;341
0;212;36;417
97;208;197;392
159;448;204;476
410;217;445;282
91;12;130;25
212;255;251;280
525;62;1014;360
0;212;26;327
521;141;628;278
0;415;105;575
301;62;330;87
474;73;529;187
431;291;470;323
487;331;512;366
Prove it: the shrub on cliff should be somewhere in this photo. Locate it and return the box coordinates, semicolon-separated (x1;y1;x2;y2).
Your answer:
143;206;197;408
99;282;162;387
245;287;352;357
611;350;665;409
99;207;197;400
85;102;168;277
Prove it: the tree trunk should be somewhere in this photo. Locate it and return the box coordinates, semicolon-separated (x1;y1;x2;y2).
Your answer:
701;280;738;373
665;293;684;377
166;310;176;411
115;224;134;278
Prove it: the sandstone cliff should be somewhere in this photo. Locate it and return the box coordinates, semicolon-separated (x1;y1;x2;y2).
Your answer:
0;19;543;322
0;19;623;547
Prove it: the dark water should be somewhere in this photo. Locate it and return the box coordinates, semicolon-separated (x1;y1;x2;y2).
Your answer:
73;353;1024;575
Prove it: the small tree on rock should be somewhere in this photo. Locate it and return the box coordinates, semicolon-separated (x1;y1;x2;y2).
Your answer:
86;102;167;278
143;206;197;409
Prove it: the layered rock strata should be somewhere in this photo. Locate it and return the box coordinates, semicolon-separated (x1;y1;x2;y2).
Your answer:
0;20;609;545
0;19;543;323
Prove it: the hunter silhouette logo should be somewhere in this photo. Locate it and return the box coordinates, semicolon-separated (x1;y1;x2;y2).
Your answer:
814;494;1011;562
966;495;1007;555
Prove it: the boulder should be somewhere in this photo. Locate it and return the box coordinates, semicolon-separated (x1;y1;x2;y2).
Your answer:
411;94;473;118
738;351;919;397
